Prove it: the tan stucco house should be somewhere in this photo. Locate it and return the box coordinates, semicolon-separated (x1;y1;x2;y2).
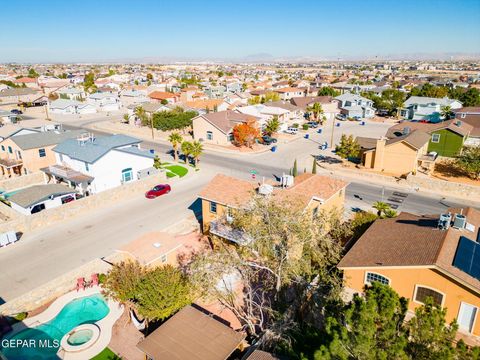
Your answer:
192;110;258;146
198;173;348;244
356;130;432;176
338;208;480;340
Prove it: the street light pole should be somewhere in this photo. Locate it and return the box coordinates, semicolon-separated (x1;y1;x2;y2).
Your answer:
330;116;336;148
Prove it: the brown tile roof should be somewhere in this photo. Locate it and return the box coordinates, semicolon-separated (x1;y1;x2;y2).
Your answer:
137;305;245;360
148;91;177;100
454;113;480;137
356;136;379;150
185;99;224;110
194;110;257;134
14;77;36;83
245;350;282;360
385;130;431;149
386;119;473;138
290;96;334;109
338;208;480;293
274;87;303;93
198;173;347;209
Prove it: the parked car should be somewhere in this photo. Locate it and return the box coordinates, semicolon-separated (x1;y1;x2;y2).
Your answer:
336;114;347;121
262;135;277;145
306;121;319;128
145;184;171;199
284;127;298;135
10;109;22;115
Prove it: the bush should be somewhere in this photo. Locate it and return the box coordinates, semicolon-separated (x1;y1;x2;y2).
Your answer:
302;124;309;130
292;123;299;128
14;312;28;322
151;108;198;131
98;273;107;284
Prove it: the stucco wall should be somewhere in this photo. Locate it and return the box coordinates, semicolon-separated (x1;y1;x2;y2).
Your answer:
192;116;231;146
342;267;480;336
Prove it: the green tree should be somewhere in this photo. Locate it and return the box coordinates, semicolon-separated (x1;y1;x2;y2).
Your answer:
335;134;360;159
83;72;96;92
455;145;480;180
406;297;457;360
168;132;183;162
28;68;39;78
122;114;130;123
441;105;454;120
293;159;298;177
134;106;149;126
153;155;162;169
317;86;340;97
312;159;317;174
103;260;145;305
151;108;198;131
146;73;153;81
264;116;280;135
190;141;204;168
135;265;192;321
181;141;193;164
316;282;409;360
307;103;324;122
458;88;480;107
372;201;391;217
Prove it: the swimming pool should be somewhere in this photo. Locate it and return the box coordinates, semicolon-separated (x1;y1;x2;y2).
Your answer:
0;190;19;199
1;293;109;359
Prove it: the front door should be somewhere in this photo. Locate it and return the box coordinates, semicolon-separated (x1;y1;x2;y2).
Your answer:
458;302;478;333
121;168;133;183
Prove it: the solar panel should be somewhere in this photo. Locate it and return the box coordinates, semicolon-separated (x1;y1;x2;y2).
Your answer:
453;236;480;281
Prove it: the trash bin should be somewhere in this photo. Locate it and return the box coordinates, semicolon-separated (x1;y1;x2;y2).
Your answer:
150;149;155;154
336;123;341;127
271;146;277;152
360;121;365;126
304;134;309;139
317;129;322;134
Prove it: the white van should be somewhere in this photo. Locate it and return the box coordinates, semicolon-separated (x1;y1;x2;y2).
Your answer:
285;127;298;135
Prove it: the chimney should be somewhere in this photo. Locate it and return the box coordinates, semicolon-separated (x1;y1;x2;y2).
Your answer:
373;137;387;171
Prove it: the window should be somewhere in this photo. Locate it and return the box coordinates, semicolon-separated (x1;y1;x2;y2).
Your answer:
458;302;478;333
414;286;444;306
227;133;234;142
206;131;213;140
85;162;90;171
121;168;133;182
365;272;390;286
16;150;22;160
461;113;466;119
1;145;4;151
431;133;441;143
161;254;167;263
210;202;217;214
8;146;12;154
38;148;46;157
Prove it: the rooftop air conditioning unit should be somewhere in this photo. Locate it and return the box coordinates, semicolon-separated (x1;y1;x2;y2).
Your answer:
453;214;467;229
403;127;411;135
438;213;452;230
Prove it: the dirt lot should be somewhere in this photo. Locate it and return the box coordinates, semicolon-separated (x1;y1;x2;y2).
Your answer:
432;160;480;187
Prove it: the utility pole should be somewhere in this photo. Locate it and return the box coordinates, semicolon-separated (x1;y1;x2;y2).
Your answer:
330;116;336;148
150;115;155;140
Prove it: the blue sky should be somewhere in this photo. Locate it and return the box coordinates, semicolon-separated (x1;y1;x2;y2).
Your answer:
1;0;479;62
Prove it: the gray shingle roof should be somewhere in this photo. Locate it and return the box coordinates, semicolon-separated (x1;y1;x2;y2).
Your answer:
115;146;155;159
8;184;76;208
10;130;85;150
53;134;142;163
404;96;462;107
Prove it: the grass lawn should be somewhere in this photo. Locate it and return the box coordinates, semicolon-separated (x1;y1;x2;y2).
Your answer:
164;164;188;178
91;347;121;360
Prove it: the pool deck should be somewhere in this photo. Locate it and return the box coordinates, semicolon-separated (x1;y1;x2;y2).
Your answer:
9;286;124;360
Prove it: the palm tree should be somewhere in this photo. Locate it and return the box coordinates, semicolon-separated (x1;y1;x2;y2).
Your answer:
311;102;323;122
190;141;204;168
122;113;130;124
440;105;454;120
372;201;390;217
134;106;147;125
181;141;193;164
168;132;183;162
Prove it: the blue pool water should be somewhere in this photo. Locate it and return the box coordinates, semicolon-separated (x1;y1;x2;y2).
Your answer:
1;190;20;199
1;293;109;360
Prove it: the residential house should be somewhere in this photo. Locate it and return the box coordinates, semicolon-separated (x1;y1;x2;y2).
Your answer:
273;87;305;101
198;173;347;244
185;99;229;114
13;77;38;89
338;208;480;338
192;110;259;146
0;130;84;176
235;104;291;130
116;231;205;268
137;305;245;360
87;92;121;112
263;100;303;123
8;184;77;215
454;107;480;146
0;110;19;124
48;99;97;115
44;133;155;194
204;85;226;99
148;91;177;104
119;89;149;106
335;93;375;119
401;96;463;122
0;88;39;105
387;119;473;157
56;87;85;101
290;96;340;120
356;131;432;176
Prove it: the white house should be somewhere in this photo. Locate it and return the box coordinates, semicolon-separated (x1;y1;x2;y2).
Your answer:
87;92;121;112
235;104;291;130
335;93;376;119
401;96;463;122
46;133;155;194
56;87;86;101
48;99;97;115
274;87;305;101
8;184;77;215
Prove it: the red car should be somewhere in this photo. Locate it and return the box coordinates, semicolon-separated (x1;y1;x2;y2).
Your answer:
145;184;171;199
